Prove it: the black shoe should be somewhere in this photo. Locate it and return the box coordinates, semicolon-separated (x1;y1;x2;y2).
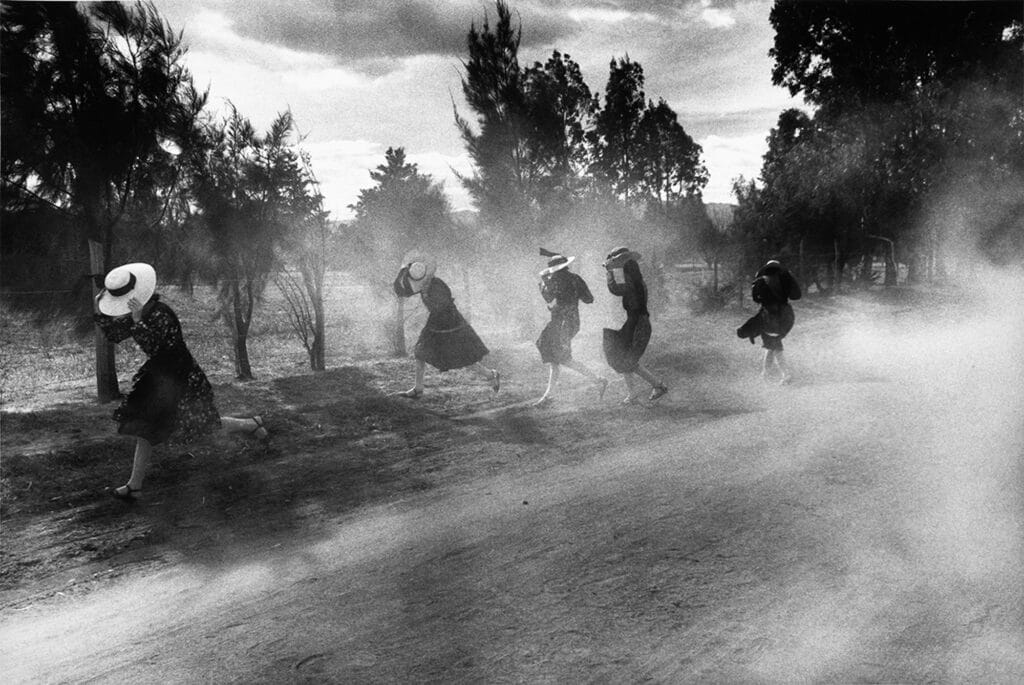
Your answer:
106;484;140;502
649;385;668;403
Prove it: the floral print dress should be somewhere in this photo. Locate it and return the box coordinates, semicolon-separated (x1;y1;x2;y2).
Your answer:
94;296;221;444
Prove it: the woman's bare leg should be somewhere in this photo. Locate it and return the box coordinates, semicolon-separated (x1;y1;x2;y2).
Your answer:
761;349;774;379
635;364;663;389
622;373;641;403
397;360;427;397
563;359;601;381
775;350;792;383
636;363;668;401
125;438;152;491
535;363;559;405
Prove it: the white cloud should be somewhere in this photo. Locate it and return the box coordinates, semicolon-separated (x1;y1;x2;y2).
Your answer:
700;7;736;29
699;133;768;204
565;8;659;24
187;9;342;72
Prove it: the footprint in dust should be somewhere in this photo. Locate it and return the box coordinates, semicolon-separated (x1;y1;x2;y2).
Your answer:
732;637;772;664
295;653;328;673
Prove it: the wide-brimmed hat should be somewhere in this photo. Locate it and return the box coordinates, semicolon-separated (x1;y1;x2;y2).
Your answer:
603;246;641;269
402;258;436;294
539;254;575;277
97;263;156;316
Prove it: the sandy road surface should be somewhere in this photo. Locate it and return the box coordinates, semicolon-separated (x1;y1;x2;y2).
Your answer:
3;303;1024;683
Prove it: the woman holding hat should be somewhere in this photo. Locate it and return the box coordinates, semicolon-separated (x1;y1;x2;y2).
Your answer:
392;259;500;398
602;247;669;404
534;248;608;406
93;263;269;502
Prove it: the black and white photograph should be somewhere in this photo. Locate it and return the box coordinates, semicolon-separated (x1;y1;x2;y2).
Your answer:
2;1;1023;681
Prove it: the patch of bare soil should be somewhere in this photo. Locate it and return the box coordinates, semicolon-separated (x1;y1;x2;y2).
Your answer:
0;307;760;608
5;286;1021;683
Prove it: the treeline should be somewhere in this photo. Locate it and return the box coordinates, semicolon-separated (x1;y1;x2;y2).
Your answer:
3;1;1022;402
734;0;1024;289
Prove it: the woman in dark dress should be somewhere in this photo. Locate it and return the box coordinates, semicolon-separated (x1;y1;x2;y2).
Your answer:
94;263;268;501
534;250;607;406
392;259;499;398
736;259;802;383
601;247;669;404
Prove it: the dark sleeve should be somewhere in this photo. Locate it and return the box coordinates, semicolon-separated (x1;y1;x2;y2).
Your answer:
628;269;648;311
606;270;628;297
136;304;185;355
423;277;455;312
93;313;136;343
783;271;802;301
539;279;556;303
575;274;594;304
434;277;453;305
393;267;410;297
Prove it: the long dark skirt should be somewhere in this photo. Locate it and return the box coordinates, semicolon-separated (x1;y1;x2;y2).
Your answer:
114;352;221;445
602;313;651;373
415;310;489;372
536;317;577;364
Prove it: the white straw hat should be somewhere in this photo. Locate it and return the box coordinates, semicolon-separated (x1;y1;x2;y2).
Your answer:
539;254;575;277
403;258;436;294
97;263;156;316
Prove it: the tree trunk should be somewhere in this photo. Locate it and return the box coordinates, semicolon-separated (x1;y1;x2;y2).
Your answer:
89;240;120;403
311;296;326;371
859;248;874;286
231;284;253;380
833;239;841;292
392;295;406;357
233;332;252;380
798;237;805;287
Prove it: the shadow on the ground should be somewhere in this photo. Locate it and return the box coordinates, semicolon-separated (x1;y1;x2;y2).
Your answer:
0;359;770;595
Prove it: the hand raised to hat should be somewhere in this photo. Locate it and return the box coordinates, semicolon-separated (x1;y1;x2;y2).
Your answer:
128;296;149;323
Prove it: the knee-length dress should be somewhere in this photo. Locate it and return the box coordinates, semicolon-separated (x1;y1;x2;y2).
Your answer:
94;296;221;445
602;260;652;373
536;269;593;364
749;266;801;351
398;276;489;372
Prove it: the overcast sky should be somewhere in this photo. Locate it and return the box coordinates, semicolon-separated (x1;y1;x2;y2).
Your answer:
154;0;803;218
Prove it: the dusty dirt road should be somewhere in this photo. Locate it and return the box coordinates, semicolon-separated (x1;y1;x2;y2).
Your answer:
3;293;1023;683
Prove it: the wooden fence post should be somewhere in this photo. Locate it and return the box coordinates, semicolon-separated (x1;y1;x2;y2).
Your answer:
89;239;119;403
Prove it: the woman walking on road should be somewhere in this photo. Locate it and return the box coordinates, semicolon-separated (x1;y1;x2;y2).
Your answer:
736;259;802;383
534;248;608;406
392;258;500;399
93;263;268;502
601;247;669;404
